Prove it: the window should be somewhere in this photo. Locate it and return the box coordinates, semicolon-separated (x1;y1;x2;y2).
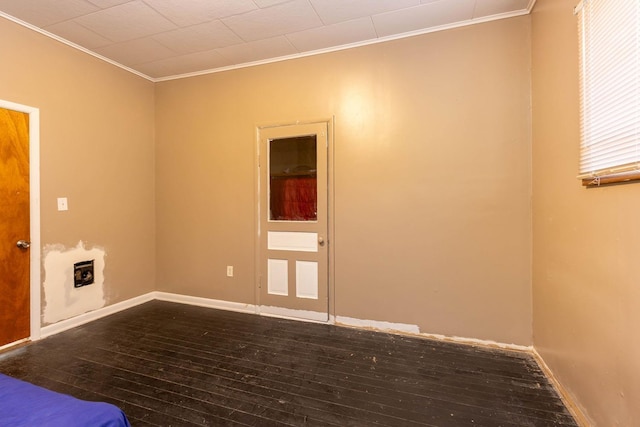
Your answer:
576;0;640;186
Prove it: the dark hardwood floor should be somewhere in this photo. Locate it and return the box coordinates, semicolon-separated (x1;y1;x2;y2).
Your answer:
0;301;577;426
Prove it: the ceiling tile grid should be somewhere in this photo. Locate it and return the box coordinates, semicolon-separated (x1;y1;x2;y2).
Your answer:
94;37;176;67
216;35;298;66
45;19;113;49
310;0;420;26
0;0;99;27
372;0;476;38
151;20;244;55
144;0;258;27
286;16;377;52
0;0;535;80
221;0;324;42
72;1;178;43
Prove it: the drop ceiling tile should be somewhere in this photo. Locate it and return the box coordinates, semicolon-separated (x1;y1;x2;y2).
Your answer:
0;0;533;79
222;0;323;42
45;20;113;49
74;0;177;42
309;0;419;25
372;0;475;38
152;20;243;55
136;49;231;78
94;37;176;66
217;36;297;65
287;17;376;52
142;0;257;27
253;0;292;7
0;0;99;27
473;0;530;18
85;0;132;7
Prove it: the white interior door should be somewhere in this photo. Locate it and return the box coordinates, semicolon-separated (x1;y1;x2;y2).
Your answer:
258;122;328;321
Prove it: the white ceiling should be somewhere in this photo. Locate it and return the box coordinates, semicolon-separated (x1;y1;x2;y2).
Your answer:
0;0;534;81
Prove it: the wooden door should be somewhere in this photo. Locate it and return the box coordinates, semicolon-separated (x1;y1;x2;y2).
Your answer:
0;107;30;347
258;122;329;321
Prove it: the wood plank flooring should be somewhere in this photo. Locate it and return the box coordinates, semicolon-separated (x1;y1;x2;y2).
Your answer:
0;301;577;426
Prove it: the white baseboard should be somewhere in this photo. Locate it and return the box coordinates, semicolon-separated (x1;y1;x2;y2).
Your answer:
532;348;591;427
336;315;420;334
40;292;155;338
336;315;532;352
415;332;532;352
258;305;329;323
39;292;528;353
154;291;256;313
0;338;29;353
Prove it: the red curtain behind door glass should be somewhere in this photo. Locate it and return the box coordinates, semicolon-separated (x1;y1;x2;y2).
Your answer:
270;176;317;221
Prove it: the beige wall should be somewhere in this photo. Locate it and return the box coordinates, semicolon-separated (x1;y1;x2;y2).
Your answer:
0;17;156;321
156;17;533;345
531;0;640;424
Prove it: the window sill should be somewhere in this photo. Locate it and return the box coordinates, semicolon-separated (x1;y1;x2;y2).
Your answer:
581;172;640;188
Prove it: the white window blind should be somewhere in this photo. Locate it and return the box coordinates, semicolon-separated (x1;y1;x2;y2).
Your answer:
576;0;640;179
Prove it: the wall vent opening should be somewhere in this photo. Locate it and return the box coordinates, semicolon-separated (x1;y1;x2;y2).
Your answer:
74;260;94;288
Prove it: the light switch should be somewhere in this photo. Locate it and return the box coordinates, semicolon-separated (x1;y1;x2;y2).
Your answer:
57;197;68;211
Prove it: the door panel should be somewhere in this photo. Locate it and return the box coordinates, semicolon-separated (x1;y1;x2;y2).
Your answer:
0;107;30;347
258;122;328;321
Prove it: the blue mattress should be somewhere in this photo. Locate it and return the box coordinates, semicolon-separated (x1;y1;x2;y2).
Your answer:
0;373;131;427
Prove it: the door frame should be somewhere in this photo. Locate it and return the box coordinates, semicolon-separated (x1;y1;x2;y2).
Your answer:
0;99;41;345
254;118;335;322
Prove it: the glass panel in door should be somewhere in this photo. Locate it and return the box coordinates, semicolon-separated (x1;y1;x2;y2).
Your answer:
269;135;317;221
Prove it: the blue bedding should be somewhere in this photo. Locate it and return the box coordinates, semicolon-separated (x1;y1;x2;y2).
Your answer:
0;373;131;427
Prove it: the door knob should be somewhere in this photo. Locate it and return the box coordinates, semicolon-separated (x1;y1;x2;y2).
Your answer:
16;240;31;249
318;236;325;246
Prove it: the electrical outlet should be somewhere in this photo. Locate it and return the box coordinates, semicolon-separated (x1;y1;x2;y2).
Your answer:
57;197;68;211
226;266;233;277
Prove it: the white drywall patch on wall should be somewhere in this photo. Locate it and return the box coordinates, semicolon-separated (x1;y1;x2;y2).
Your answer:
259;305;328;323
336;315;531;352
336;315;421;335
43;241;106;324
